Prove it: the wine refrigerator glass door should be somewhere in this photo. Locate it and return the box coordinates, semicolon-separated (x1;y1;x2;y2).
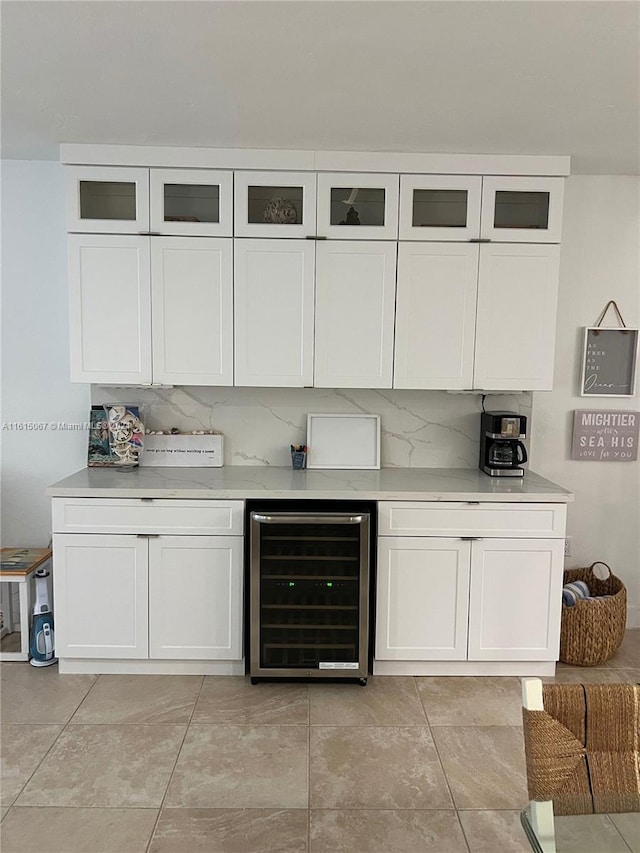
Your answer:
250;512;370;680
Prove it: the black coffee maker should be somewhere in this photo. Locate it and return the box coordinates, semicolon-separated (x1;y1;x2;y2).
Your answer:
479;412;528;477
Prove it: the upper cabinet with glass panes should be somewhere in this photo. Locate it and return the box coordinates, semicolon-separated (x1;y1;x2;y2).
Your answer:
399;175;482;241
150;169;232;236
480;177;564;243
317;173;399;239
400;174;563;243
65;166;150;234
234;171;316;238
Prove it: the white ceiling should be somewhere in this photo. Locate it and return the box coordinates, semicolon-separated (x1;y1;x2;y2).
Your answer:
1;0;639;174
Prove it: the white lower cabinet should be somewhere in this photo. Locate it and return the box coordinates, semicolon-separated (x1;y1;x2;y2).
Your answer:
52;499;244;673
376;538;470;660
148;536;242;660
375;501;566;674
54;533;149;659
467;538;564;661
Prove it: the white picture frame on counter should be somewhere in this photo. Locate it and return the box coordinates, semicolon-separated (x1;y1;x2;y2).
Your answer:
306;414;381;470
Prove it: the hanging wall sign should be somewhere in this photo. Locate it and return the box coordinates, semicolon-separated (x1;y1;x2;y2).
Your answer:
571;410;639;461
580;327;639;398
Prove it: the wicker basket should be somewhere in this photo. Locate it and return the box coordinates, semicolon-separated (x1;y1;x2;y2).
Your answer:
559;562;627;666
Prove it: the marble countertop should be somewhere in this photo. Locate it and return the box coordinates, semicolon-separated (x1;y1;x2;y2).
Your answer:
48;466;574;502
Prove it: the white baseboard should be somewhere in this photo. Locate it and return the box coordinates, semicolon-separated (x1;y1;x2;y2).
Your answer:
373;660;556;676
58;658;245;675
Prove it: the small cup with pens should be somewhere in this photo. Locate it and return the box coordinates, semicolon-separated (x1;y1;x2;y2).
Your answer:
290;444;307;469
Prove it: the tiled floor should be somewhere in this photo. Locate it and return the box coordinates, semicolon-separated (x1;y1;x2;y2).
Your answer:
1;630;638;852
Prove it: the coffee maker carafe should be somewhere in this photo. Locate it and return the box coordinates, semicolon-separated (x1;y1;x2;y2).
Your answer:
480;412;528;477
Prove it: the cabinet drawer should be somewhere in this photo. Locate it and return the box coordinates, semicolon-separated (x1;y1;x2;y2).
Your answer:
378;501;566;538
52;498;244;535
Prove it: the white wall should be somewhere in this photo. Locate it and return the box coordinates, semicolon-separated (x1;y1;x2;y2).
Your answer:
531;175;640;626
1;160;89;546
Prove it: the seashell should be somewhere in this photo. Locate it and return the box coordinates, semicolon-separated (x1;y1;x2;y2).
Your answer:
263;197;298;224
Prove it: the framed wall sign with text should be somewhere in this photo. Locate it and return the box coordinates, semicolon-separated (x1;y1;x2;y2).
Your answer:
580;327;639;397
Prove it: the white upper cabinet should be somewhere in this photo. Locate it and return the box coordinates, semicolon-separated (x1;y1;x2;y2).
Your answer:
399;175;482;241
480;176;564;243
66;166;150;234
473;244;561;391
316;173;399;240
234;171;316;238
394;243;479;389
68;234;152;384
314;241;397;388
149;169;233;236
234;238;315;386
151;237;233;386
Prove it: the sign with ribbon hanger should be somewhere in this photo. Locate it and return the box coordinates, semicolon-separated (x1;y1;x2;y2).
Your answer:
580;301;638;397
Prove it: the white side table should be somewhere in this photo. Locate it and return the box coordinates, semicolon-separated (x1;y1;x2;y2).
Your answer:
0;548;52;662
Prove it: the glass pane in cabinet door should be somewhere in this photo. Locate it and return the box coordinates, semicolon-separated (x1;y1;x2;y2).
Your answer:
412;189;468;229
493;191;550;230
330;187;386;227
79;181;137;220
247;186;304;225
163;183;220;224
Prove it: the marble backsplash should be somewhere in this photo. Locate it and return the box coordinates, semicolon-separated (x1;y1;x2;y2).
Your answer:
93;386;532;469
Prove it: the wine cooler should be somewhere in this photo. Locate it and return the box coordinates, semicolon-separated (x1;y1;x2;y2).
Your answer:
249;501;373;684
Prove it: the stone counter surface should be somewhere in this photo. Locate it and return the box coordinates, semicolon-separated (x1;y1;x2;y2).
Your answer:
48;466;574;502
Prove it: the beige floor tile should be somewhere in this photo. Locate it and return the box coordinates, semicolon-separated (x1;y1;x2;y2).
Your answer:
71;674;203;724
0;663;96;724
544;665;640;683
310;676;427;726
0;807;8;821
417;676;522;726
599;628;640;669
555;814;633;852
17;724;186;808
0;724;62;805
458;809;531;852
149;808;308;853
432;726;528;809
310;726;453;809
609;812;640;853
309;809;468;852
164;725;308;809
192;676;308;725
0;806;158;853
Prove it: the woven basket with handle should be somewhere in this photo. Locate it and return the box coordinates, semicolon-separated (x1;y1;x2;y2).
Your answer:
559;562;627;666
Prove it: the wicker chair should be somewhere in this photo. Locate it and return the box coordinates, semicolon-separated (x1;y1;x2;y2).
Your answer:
521;677;640;845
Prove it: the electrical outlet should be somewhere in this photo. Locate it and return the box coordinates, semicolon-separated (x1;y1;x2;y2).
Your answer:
564;537;572;557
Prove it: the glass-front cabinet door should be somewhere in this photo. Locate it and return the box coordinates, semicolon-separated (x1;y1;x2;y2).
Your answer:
150;169;233;236
65;166;150;234
234;171;316;238
480;177;564;243
399;175;482;241
316;173;399;239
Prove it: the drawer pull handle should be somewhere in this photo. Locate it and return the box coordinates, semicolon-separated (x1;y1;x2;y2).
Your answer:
141;498;154;503
460;536;484;541
136;533;160;538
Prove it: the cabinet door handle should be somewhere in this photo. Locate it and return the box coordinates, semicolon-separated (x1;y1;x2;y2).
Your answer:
141;498;154;502
136;533;160;538
469;238;491;243
460;536;484;541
